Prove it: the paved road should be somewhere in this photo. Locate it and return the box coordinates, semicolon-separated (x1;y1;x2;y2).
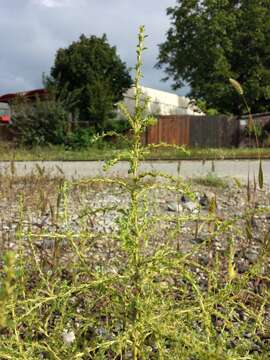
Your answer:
0;159;269;184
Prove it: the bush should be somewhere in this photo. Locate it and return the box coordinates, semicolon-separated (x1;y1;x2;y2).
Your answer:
64;128;130;150
65;128;95;149
11;96;69;147
105;117;131;133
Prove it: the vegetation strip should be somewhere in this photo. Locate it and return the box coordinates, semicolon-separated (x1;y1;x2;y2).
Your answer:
1;144;270;161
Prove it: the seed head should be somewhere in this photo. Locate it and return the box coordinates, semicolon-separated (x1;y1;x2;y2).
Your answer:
229;78;244;95
62;329;75;345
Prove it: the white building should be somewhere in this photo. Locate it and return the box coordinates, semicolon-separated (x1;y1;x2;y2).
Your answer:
122;86;203;116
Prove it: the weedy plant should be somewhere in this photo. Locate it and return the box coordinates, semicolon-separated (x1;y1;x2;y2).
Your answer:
192;172;229;189
0;27;270;360
229;78;264;189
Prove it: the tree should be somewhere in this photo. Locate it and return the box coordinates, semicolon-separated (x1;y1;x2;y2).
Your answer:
49;34;132;130
157;0;270;114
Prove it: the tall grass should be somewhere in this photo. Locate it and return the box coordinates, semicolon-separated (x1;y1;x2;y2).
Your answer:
0;27;269;359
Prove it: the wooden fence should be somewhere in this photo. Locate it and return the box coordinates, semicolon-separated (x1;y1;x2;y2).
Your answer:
0;115;242;148
144;115;240;148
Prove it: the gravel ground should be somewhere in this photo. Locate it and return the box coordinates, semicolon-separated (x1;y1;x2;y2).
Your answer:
1;175;269;272
1;175;270;356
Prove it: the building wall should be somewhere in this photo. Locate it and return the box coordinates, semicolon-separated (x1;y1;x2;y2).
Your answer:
122;86;203;117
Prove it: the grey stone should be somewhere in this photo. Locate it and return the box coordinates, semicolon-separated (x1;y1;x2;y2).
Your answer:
167;202;183;212
183;201;198;212
199;194;209;208
36;238;68;250
245;249;259;264
238;261;249;273
199;254;209;266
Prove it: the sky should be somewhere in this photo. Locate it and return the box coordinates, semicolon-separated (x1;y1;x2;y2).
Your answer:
0;0;188;96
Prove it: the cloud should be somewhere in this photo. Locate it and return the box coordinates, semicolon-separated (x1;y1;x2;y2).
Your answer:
33;0;71;8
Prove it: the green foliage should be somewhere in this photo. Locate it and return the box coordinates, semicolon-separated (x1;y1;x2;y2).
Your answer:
105;117;131;133
65;128;95;149
244;123;264;141
157;0;270;114
11;94;70;147
49;33;132;131
195;100;220;116
0;251;16;328
259;159;264;189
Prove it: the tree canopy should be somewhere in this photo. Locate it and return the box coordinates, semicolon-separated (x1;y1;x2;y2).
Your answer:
49;34;132;130
157;0;270;114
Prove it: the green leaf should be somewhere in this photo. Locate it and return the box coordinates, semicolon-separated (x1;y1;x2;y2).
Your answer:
258;159;264;189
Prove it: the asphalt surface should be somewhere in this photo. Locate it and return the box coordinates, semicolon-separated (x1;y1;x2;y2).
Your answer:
0;159;269;184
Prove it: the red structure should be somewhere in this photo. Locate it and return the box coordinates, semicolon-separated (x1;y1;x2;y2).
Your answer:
0;102;11;123
0;88;48;104
0;89;48;124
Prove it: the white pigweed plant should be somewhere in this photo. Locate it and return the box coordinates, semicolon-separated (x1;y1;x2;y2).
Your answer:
0;26;269;360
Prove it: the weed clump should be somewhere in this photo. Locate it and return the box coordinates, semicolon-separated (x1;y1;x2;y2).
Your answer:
192;172;229;188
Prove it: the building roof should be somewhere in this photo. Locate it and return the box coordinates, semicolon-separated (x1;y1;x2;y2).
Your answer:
0;86;204;116
0;89;47;103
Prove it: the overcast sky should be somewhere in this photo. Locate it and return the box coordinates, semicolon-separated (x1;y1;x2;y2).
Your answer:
0;0;188;96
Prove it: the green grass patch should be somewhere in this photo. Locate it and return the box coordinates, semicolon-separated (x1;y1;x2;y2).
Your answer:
192;172;230;188
1;141;270;161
